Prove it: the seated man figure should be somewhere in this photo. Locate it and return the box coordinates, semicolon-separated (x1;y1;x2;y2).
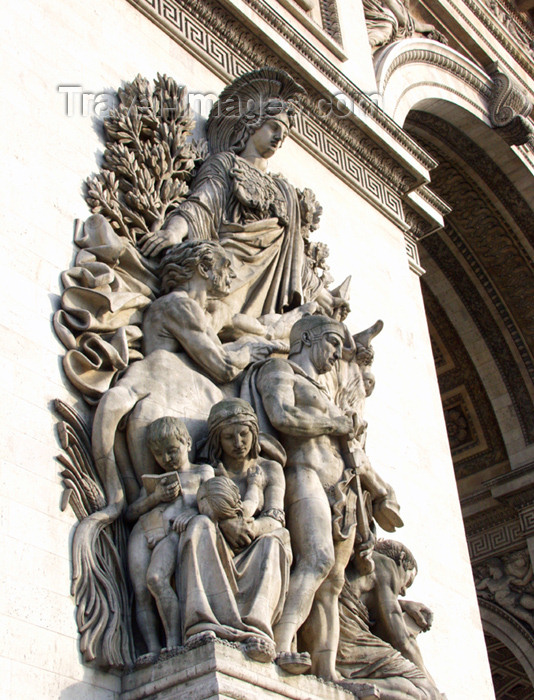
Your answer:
92;239;285;504
338;539;444;700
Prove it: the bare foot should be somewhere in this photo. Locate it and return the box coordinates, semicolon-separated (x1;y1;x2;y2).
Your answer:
185;630;216;650
338;679;380;698
275;651;312;674
135;651;159;668
243;637;276;663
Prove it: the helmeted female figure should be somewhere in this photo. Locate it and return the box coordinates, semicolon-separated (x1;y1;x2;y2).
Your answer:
141;68;339;319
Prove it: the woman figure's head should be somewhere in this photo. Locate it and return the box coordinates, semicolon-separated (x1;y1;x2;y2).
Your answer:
207;398;260;464
240;112;290;160
206;68;303;155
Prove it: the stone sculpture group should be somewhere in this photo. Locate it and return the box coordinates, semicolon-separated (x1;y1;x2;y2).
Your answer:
54;68;444;699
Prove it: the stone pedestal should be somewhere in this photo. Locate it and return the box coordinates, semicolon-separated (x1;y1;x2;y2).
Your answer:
120;639;379;700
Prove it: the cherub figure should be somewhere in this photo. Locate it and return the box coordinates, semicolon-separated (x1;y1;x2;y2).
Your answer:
127;417;214;665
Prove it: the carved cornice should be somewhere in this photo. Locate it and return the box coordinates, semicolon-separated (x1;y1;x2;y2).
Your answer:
234;0;438;170
485;464;534;527
273;0;345;56
404;208;438;240
467;511;523;562
464;469;534;541
415;184;451;216
375;40;534;148
460;0;534;85
403;230;426;274
318;0;342;45
465;499;517;536
497;0;534;43
128;0;437;176
424;0;534;94
401;183;450;248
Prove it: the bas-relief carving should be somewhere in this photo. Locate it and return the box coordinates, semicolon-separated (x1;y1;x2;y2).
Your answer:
482;0;534;59
362;0;447;51
243;316;403;679
54;69;444;696
338;541;442;699
474;551;534;630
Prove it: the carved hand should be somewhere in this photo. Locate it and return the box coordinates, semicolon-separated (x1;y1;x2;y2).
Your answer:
332;296;350;322
247;465;266;489
246;339;289;363
331;414;354;436
220;517;256;550
139;216;188;257
172;509;197;533
154;479;181;503
356;533;375;560
315;289;350;320
401;600;434;631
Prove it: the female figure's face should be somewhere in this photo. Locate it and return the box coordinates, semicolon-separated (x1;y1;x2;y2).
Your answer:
247;115;289;159
219;423;254;461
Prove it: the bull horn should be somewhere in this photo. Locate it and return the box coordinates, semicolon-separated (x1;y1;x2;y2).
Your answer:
353;319;384;348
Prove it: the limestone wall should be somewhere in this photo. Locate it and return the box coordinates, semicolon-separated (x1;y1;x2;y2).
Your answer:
2;0;494;697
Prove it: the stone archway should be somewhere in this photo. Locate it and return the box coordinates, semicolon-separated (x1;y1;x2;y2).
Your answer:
374;38;493;127
376;38;534;696
480;600;534;697
374;37;534;150
405;108;534;469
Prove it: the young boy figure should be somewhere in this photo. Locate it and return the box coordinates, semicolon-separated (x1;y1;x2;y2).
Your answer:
127;417;214;666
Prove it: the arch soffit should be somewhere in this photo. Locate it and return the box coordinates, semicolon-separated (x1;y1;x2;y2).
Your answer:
419;249;529;467
479;599;534;687
374;39;493;127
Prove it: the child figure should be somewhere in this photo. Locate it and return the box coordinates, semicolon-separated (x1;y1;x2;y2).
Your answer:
127;417;214;666
196;476;244;524
196;470;266;553
197;470;266;528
